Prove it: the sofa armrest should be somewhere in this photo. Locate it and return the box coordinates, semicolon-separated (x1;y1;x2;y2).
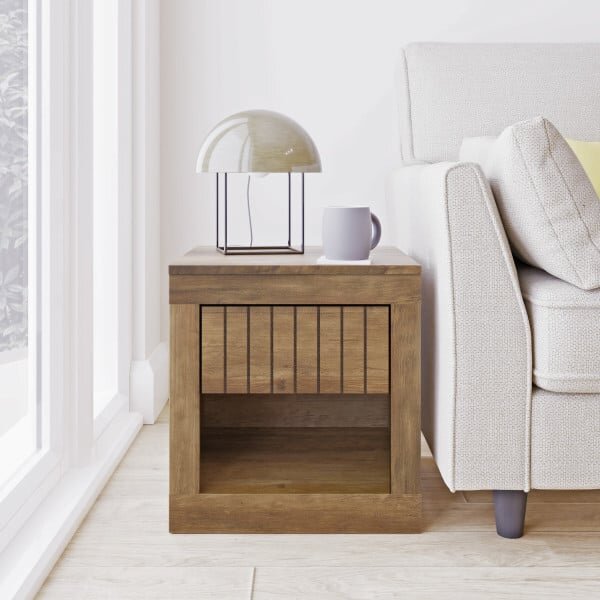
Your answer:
387;162;532;491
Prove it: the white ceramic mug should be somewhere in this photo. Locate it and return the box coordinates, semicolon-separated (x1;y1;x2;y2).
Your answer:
322;206;382;260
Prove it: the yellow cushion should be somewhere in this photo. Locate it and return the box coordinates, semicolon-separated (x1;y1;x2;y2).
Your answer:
567;139;600;198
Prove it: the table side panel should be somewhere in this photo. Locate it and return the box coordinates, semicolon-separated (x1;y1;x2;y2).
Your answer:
390;301;421;495
169;305;200;495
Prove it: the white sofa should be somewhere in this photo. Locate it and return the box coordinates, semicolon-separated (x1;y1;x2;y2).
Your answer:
389;43;600;537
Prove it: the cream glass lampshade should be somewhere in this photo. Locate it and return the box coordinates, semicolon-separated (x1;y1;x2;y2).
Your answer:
196;110;321;255
196;110;321;174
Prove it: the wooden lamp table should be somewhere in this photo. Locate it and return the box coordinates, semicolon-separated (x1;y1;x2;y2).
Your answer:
169;246;421;533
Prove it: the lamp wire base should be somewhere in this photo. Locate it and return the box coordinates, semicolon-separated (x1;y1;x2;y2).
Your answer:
216;245;304;255
216;172;305;255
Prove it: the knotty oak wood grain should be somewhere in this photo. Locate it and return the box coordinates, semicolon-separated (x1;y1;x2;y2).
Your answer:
272;306;294;393
366;306;390;393
318;306;341;394
295;307;318;393
170;274;420;305
199;427;390;494
202;306;390;396
225;306;247;393
341;306;365;393
170;493;421;534
249;306;271;394
391;301;421;496
201;394;390;428
200;306;224;394
170;247;421;534
169;305;200;496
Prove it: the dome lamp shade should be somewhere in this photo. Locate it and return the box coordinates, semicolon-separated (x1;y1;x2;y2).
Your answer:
196;110;321;174
196;110;321;255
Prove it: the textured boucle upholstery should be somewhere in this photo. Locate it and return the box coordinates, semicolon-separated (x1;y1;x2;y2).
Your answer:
473;118;600;290
518;265;600;393
393;43;600;492
389;162;531;492
532;389;600;488
397;43;600;163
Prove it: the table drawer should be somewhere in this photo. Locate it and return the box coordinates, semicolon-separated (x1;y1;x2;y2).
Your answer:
200;305;389;394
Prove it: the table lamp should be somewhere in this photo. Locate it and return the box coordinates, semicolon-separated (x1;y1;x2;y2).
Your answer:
196;110;321;254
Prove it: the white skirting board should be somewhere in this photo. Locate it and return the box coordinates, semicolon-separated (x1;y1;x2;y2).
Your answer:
0;410;142;599
130;341;169;424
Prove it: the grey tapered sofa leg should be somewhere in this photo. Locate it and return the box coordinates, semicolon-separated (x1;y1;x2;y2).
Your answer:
493;490;528;538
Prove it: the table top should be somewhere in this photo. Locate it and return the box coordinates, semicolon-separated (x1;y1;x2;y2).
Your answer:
169;246;420;276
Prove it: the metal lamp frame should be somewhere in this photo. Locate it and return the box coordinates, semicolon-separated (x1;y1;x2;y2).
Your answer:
216;172;305;255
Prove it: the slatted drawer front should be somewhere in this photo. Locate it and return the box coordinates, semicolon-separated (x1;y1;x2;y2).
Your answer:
200;306;389;394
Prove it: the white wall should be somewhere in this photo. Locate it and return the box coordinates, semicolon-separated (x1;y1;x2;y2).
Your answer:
134;0;161;360
160;0;600;340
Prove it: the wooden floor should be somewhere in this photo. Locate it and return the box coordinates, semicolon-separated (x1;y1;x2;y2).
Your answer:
39;404;600;599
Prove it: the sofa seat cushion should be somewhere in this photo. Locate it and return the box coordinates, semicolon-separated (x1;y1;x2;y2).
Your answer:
518;264;600;393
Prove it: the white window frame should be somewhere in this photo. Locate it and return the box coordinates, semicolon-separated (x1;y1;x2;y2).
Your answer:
92;0;133;441
0;1;142;596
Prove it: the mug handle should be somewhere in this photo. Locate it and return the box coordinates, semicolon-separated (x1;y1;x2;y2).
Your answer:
370;212;382;250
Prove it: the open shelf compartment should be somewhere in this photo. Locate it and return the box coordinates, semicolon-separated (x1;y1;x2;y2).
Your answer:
200;426;390;494
200;394;391;495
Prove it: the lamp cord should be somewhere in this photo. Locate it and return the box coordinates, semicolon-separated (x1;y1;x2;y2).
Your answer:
246;175;253;247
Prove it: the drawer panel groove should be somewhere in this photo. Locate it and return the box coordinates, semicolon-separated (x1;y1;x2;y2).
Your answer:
249;307;271;394
201;306;225;393
272;306;295;393
319;306;342;393
225;306;248;393
366;306;390;393
296;307;318;393
342;306;365;393
201;305;388;394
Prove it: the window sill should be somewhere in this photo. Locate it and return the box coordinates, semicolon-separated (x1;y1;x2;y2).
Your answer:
0;408;142;598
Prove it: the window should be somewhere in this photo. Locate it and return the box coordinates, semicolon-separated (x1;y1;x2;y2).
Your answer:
0;3;140;591
0;0;38;488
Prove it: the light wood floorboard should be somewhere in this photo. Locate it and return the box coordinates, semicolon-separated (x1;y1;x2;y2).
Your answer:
38;567;253;600
39;404;600;598
252;567;600;599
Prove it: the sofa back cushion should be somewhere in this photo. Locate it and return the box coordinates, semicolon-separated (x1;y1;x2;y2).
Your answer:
474;117;600;289
398;43;600;163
